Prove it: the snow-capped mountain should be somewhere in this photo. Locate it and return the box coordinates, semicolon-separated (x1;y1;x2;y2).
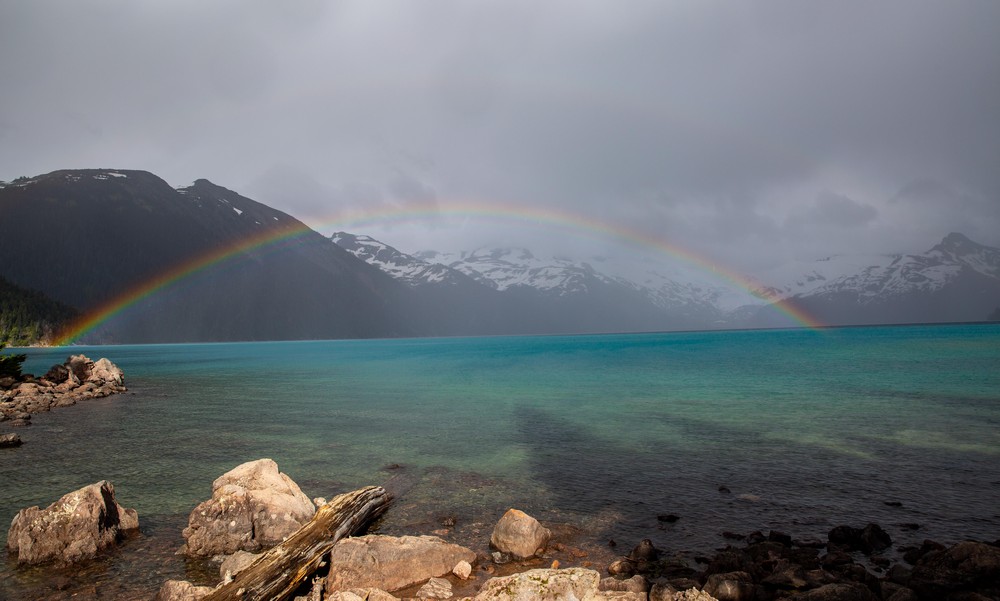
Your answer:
751;233;999;302
337;236;737;329
414;247;621;294
335;231;1000;329
753;232;1000;325
416;247;755;314
331;232;478;288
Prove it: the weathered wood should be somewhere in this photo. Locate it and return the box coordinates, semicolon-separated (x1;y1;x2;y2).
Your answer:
203;485;391;601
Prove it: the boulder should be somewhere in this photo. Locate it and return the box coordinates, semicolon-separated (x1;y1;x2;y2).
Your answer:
489;508;551;559
0;432;22;447
910;540;1000;599
6;480;139;565
453;560;473;579
472;568;601;601
66;355;94;383
703;571;755;601
154;580;214;601
600;575;649;594
44;363;71;384
88;357;125;388
827;524;891;555
326;534;476;593
180;458;315;557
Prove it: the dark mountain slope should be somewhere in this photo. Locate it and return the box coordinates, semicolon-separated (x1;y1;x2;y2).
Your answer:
0;170;413;343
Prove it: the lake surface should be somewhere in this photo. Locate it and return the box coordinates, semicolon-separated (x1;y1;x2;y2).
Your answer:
2;324;999;599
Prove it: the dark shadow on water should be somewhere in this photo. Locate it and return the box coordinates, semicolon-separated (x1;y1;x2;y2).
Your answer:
510;404;1000;558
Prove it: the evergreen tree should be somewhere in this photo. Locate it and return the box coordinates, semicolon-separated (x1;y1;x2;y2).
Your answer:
0;341;26;379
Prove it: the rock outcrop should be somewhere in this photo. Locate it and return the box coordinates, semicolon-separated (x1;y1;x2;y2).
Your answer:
5;480;139;565
325;534;476;594
0;354;126;421
180;458;315;557
490;508;552;559
0;432;22;447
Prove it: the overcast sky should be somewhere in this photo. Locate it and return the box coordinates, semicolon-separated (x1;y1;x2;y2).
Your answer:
2;1;998;273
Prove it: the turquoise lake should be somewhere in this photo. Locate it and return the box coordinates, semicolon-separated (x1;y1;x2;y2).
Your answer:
2;324;999;599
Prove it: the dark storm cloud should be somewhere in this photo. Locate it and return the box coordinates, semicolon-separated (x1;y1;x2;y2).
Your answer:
2;1;998;270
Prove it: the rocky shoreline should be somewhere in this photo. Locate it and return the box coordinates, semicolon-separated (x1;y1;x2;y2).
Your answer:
4;458;997;601
0;354;127;431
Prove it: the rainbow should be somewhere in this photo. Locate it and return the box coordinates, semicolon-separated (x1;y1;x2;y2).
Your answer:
55;201;823;345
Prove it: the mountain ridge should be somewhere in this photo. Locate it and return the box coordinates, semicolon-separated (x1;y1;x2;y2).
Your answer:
2;168;997;343
0;169;414;343
334;230;1000;329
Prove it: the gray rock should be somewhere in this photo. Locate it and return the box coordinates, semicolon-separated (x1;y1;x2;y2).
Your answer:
6;480;139;565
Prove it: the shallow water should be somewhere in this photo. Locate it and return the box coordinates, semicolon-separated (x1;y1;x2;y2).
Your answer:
2;324;999;599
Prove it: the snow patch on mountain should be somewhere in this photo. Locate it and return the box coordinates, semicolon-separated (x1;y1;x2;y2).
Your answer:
752;233;1000;305
332;232;473;287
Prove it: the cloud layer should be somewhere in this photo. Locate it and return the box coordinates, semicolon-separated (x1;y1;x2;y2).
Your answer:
3;1;998;272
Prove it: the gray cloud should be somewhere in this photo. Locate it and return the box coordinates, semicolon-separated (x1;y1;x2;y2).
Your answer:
796;192;879;229
2;0;998;272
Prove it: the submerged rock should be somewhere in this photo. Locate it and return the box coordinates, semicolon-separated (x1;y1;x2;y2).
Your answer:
326;534;476;594
6;480;139;565
180;458;315;557
220;549;261;581
490;508;552;559
0;432;22;447
827;523;891;555
153;579;214;601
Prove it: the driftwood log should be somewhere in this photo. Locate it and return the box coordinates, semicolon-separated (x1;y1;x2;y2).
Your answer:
203;485;392;601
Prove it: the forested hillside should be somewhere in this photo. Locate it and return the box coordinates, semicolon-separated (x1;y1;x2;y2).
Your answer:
0;276;77;346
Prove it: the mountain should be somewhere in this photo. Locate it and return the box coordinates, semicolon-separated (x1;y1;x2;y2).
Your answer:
339;232;1000;330
3;169;995;344
415;246;732;328
332;232;480;288
746;232;1000;326
333;233;698;334
334;237;735;332
0;170;412;343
